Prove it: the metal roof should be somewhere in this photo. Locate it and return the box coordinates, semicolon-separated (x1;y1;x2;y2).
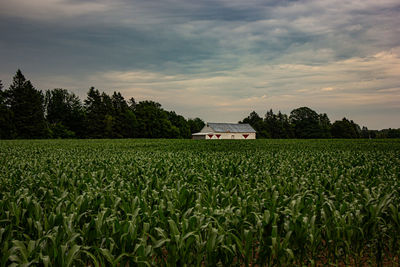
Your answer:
207;123;256;133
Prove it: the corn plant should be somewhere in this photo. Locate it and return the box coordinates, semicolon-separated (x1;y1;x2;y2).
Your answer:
0;139;399;266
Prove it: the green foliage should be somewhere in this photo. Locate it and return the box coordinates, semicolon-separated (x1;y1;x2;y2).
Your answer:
5;70;47;139
264;110;294;138
0;139;399;266
290;107;330;138
110;92;138;138
49;122;76;139
188;118;205;134
83;89;191;139
84;87;108;138
0;80;16;139
2;70;398;140
375;128;400;138
45;88;85;138
331;118;360;138
167;111;191;138
242;108;333;139
1;73;196;140
241;111;269;138
135;101;180;138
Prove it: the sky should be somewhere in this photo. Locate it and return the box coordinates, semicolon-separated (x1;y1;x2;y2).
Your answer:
1;0;399;129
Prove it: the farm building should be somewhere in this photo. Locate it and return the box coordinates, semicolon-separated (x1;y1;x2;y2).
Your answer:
192;123;256;140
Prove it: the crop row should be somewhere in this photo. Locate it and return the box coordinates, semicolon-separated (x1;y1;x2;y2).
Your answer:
0;139;399;266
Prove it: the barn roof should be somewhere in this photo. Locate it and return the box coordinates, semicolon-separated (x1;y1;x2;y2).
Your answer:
207;123;256;133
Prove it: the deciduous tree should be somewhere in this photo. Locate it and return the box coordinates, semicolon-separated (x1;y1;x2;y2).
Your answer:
45;88;85;138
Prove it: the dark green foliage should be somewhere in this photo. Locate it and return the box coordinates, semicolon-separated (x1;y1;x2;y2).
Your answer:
361;126;372;138
0;80;16;139
41;87;196;139
111;92;138;138
5;70;47;139
331;118;360;138
318;113;332;138
290;107;328;138
134;101;175;138
241;108;398;140
188;118;205;134
48;122;76;138
167;111;191;138
375;128;400;138
84;87;115;138
242;108;333;139
240;110;295;138
1;70;397;140
84;87;107;138
264;110;294;138
45;88;85;138
83;89;189;139
241;111;270;138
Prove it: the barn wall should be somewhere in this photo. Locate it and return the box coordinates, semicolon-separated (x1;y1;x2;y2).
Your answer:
205;132;256;139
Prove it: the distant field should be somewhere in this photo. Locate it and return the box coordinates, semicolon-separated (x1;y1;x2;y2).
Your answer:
1;139;399;266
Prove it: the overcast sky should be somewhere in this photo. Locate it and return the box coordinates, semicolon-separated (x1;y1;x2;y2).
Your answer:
1;0;399;129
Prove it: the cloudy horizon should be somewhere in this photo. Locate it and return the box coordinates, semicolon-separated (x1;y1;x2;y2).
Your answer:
1;0;399;129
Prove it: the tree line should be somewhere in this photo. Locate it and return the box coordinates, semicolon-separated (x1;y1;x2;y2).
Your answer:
1;70;399;139
240;108;400;139
0;70;205;139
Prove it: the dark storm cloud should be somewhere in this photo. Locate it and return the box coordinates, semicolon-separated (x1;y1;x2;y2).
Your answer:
1;0;398;72
0;0;399;129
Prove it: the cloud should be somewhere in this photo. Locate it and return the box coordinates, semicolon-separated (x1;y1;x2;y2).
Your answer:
0;0;399;128
0;0;109;21
39;47;396;128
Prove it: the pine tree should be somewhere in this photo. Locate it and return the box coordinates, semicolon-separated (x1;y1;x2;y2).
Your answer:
84;87;104;138
111;92;137;138
6;70;47;138
0;80;16;138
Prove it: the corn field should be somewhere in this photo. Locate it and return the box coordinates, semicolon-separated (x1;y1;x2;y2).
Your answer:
0;139;399;266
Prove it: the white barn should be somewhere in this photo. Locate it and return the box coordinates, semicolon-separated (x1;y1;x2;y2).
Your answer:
192;123;256;140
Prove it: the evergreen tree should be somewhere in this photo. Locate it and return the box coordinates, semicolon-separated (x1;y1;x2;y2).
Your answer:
0;80;16;138
276;111;294;138
318;113;332;138
361;126;371;139
84;87;104;138
240;111;269;138
6;70;47;138
101;92;114;138
111;92;137;138
263;109;294;138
